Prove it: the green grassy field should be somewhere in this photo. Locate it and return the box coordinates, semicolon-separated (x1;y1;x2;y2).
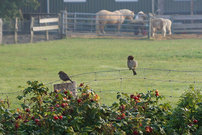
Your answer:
0;38;202;108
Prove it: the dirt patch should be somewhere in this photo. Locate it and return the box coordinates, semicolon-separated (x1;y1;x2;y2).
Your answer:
69;33;202;40
152;34;202;40
2;34;60;44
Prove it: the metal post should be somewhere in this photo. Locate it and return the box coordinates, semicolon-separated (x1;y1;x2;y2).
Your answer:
64;10;68;37
152;0;155;14
14;18;18;43
148;16;151;39
190;0;194;24
0;18;2;45
190;0;194;15
74;13;77;32
30;17;34;43
47;0;50;14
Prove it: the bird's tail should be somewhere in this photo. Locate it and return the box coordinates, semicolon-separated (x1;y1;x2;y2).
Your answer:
70;79;73;83
132;69;137;75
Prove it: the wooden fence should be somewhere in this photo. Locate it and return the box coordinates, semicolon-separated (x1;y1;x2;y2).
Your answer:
30;17;60;43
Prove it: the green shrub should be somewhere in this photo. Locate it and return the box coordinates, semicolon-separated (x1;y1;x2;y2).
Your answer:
0;81;201;134
166;85;202;134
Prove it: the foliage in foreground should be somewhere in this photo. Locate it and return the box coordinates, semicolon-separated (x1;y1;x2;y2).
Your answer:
0;81;201;135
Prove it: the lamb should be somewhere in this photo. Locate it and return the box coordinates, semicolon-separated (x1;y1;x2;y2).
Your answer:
151;18;167;37
150;13;172;37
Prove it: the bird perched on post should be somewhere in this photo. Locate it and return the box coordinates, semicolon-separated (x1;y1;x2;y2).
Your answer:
58;71;73;83
127;55;138;75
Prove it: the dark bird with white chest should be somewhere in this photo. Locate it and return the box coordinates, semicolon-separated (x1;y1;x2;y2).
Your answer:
127;55;138;75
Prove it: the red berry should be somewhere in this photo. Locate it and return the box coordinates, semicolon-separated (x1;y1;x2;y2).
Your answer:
193;119;198;124
155;92;159;96
25;108;30;112
189;123;193;127
134;96;139;100
120;105;125;110
145;126;153;133
31;116;35;120
35;119;40;123
64;91;68;94
15;123;19;129
59;115;63;120
79;83;84;87
55;104;60;108
133;130;139;135
121;113;126;119
61;103;68;108
54;116;59;120
117;117;121;120
137;94;141;98
77;99;82;103
24;119;29;123
130;94;134;99
18;115;22;119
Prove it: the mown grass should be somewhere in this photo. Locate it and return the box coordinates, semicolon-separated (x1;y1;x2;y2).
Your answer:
0;38;202;108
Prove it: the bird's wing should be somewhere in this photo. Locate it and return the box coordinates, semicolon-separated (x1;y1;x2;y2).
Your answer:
127;60;132;69
129;60;137;68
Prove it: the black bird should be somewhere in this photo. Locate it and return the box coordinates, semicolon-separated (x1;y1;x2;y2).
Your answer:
127;55;138;75
58;71;73;83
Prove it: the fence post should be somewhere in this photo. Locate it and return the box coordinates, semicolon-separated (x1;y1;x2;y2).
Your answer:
0;18;2;45
74;13;77;32
45;23;49;40
64;10;68;37
30;17;34;43
58;13;61;37
170;15;174;34
148;16;151;39
14;18;18;44
54;81;77;97
59;10;68;38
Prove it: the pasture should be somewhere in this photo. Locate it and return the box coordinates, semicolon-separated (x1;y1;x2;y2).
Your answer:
0;38;202;108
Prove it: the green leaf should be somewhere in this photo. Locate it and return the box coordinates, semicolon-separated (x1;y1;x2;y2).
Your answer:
81;126;93;132
17;95;23;100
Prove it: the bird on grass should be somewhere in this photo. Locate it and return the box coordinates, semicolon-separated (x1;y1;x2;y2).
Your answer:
127;55;138;75
58;71;73;83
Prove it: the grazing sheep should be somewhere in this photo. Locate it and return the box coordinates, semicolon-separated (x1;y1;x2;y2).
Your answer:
164;19;172;35
151;18;167;37
149;13;172;37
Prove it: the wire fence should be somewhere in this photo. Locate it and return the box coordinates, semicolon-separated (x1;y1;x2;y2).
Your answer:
1;68;201;96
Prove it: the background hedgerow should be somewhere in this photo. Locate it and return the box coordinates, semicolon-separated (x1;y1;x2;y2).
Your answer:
0;81;201;134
